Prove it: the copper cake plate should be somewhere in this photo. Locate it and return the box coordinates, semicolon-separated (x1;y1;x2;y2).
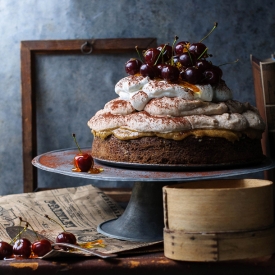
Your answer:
32;148;275;242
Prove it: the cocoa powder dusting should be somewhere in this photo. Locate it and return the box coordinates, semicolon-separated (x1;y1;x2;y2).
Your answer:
39;154;73;168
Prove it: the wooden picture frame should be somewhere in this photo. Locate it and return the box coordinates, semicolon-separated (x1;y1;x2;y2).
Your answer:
21;38;157;193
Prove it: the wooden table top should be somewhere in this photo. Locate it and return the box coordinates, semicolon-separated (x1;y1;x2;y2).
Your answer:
1;251;275;275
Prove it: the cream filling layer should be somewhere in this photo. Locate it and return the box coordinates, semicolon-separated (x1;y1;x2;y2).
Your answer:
92;128;262;142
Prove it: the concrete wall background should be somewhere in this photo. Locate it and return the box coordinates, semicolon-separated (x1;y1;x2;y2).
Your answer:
0;0;274;195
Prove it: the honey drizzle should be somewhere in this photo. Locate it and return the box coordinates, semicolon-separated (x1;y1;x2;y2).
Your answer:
178;79;200;93
88;167;104;174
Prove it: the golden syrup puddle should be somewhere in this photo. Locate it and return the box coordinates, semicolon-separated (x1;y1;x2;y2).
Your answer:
67;240;106;253
88;167;104;174
72;166;103;174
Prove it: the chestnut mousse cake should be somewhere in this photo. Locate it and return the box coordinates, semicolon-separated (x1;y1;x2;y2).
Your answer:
87;34;265;166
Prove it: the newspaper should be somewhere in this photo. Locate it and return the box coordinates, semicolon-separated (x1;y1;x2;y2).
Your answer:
0;185;162;258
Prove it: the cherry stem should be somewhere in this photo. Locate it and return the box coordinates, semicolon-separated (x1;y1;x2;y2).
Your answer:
10;224;28;244
72;133;82;154
218;59;239;67
135;46;143;63
199;22;218;43
171;35;179;65
45;214;66;232
154;44;167;66
186;47;194;66
19;217;40;240
197;47;208;60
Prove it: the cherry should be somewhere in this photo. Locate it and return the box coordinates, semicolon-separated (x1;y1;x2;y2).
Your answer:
212;65;223;78
173;55;180;64
178;52;196;68
181;67;203;84
195;59;212;72
143;48;161;66
188;42;208;59
0;241;13;259
174;41;189;55
45;215;77;247
140;63;156;79
125;58;142;75
157;44;172;62
72;133;93;172
155;64;166;78
56;232;77;245
32;239;52;257
13;238;32;258
74;153;93;172
203;67;221;85
189;22;217;59
161;65;180;82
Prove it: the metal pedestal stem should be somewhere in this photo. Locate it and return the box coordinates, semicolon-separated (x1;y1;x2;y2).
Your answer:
97;181;171;242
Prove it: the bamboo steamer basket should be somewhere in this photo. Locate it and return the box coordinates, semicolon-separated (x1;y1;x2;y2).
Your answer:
163;179;275;261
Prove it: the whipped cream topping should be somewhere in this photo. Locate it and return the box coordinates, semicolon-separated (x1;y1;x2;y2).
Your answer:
88;75;265;138
115;75;233;111
212;113;248;131
88;112;126;131
101;98;135;115
144;97;228;116
212;81;233;102
124;111;192;133
242;110;265;130
88;98;265;133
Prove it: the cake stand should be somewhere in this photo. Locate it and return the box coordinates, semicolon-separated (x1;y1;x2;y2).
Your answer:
32;148;275;242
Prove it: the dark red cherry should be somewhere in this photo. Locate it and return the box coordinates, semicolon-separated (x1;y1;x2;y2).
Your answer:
195;59;212;72
72;134;94;172
181;67;203;84
0;241;13;259
178;52;196;68
189;43;208;58
56;232;77;245
212;65;223;78
45;214;77;249
125;58;142;75
203;68;221;85
143;48;161;66
173;56;186;72
140;63;156;79
155;64;166;78
157;44;173;62
173;55;180;64
174;41;189;55
74;153;93;172
13;238;32;258
161;65;180;82
32;239;52;257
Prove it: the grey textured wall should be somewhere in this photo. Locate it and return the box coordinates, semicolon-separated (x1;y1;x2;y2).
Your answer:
0;0;274;195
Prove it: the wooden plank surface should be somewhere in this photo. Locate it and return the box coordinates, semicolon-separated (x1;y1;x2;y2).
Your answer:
1;252;275;275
